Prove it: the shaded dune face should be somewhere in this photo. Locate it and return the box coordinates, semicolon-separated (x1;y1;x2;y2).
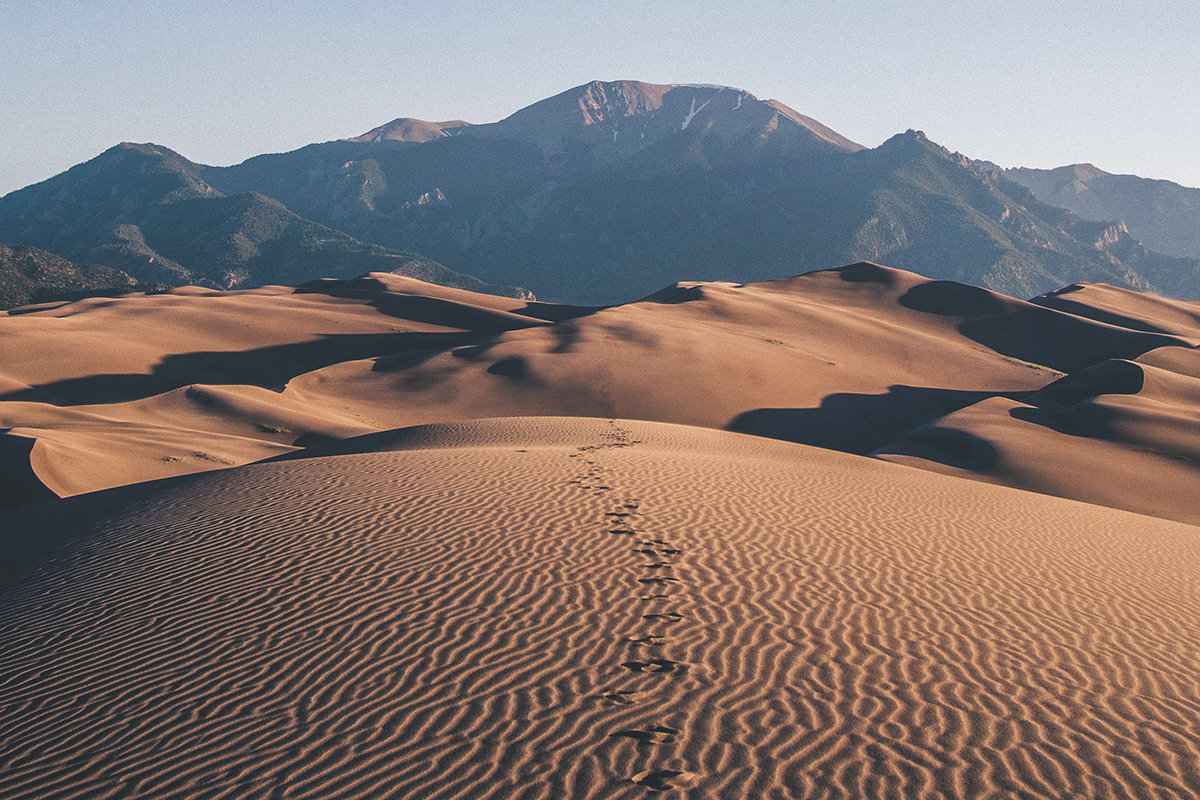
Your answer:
1;418;1198;799
876;282;1200;524
4;262;1199;524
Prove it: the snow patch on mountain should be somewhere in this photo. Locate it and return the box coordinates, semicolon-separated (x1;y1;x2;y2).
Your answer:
681;92;717;130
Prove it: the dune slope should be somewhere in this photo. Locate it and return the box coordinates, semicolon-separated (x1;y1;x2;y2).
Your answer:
0;274;568;504
877;282;1200;524
1;417;1198;799
4;263;1187;499
2;263;1198;524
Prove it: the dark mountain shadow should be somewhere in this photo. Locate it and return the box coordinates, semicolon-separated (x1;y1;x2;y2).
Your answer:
728;384;1022;454
0;330;485;406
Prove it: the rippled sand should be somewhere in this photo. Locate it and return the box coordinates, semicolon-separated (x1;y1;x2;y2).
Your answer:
2;418;1197;798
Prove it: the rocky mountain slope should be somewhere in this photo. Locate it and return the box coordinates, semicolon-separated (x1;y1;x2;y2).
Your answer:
1006;163;1200;260
0;143;529;298
0;243;139;310
4;80;1199;304
200;80;1200;303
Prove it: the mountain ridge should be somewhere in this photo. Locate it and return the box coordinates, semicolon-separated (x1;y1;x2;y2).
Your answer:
0;143;531;302
1006;163;1200;260
3;79;1198;304
0;243;140;309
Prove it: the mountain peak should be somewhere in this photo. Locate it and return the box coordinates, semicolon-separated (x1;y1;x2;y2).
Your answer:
500;80;675;129
346;118;472;144
342;80;862;165
482;79;862;159
876;128;941;160
1052;162;1106;181
1066;163;1110;182
763;99;864;152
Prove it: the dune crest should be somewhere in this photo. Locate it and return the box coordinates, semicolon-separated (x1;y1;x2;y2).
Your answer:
2;263;1198;522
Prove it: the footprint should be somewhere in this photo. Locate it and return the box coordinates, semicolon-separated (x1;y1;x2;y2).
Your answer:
633;769;696;793
641;538;668;546
590;689;639;706
642;612;683;622
625;635;666;647
610;725;679;744
634;548;658;555
622;658;686;674
610;529;638;536
640;594;670;600
642;562;673;569
637;577;678;585
660;548;682;556
605;512;631;518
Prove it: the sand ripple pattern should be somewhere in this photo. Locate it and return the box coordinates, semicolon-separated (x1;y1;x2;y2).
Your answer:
1;417;1199;798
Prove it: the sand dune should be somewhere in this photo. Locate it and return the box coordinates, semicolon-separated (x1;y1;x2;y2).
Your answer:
1;417;1197;798
3;267;1199;795
876;284;1200;524
0;276;561;403
0;275;565;503
1033;281;1200;338
6;262;1196;514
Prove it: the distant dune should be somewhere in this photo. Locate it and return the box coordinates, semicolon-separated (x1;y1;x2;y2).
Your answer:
2;417;1198;798
876;281;1200;524
2;261;1197;524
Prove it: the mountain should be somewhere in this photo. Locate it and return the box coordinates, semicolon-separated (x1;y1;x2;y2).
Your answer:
0;243;139;309
5;80;1199;304
1005;164;1200;260
197;80;1200;303
0;143;530;298
347;117;474;143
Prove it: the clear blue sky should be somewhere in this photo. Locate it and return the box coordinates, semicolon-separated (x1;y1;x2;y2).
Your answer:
2;0;1197;196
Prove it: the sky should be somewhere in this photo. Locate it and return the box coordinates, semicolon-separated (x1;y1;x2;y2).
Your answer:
1;0;1198;196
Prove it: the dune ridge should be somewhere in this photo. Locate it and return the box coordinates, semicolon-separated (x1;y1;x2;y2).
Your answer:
4;262;1198;523
1;417;1198;798
876;281;1200;524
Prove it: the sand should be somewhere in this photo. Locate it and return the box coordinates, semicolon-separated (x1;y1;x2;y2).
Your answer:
3;264;1200;797
1;417;1198;798
4;263;1197;522
876;282;1200;524
0;275;565;504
